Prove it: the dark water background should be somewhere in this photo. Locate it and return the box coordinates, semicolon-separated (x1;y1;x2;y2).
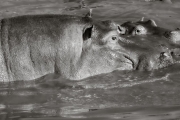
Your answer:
1;0;180;120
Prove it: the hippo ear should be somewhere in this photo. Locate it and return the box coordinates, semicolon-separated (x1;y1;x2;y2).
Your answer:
147;19;157;27
85;9;92;18
140;17;144;21
83;25;93;41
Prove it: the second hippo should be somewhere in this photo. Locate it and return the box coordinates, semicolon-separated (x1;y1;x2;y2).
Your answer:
119;18;170;36
119;18;180;45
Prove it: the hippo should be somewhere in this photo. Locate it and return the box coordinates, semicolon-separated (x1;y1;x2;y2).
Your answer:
0;14;178;82
119;18;171;36
0;14;133;81
119;18;180;44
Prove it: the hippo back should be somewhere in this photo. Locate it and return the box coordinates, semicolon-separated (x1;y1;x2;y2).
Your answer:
0;15;90;81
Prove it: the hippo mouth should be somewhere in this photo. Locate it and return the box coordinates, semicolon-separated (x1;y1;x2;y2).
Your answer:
122;54;135;68
136;52;175;71
117;50;176;71
115;35;180;71
115;51;135;70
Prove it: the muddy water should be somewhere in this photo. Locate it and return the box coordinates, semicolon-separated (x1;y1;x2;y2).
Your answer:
1;0;180;120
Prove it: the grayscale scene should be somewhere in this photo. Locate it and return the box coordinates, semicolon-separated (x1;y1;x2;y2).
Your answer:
0;0;180;120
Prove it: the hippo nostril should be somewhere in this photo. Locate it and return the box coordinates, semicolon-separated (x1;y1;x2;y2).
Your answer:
170;49;180;61
170;51;174;55
160;52;169;57
164;53;169;57
164;31;171;38
160;52;165;57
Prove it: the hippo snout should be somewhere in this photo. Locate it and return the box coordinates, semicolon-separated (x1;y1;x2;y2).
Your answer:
170;48;180;61
136;51;174;71
118;36;175;71
164;29;180;44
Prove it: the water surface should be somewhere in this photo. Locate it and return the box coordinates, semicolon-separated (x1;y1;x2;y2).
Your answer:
1;0;180;120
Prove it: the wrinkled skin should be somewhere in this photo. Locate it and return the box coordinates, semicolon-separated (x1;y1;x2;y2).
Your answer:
0;15;179;82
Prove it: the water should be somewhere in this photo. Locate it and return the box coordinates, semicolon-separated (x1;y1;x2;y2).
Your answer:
1;0;180;119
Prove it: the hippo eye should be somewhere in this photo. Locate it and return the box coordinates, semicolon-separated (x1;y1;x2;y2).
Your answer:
134;28;141;35
136;29;140;33
134;25;147;35
112;36;117;40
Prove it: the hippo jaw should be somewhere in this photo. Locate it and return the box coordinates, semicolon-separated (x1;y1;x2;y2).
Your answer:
114;50;175;71
112;50;134;70
134;51;175;71
72;49;134;80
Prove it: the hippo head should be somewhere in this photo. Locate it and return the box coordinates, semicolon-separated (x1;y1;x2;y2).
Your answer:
119;18;169;37
112;18;180;71
77;18;178;79
76;19;134;79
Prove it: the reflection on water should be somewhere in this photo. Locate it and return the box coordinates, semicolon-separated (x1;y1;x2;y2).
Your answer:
1;64;180;119
1;0;180;120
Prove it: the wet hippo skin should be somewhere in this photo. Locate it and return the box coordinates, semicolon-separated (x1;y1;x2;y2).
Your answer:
164;28;180;44
119;18;170;36
0;14;133;81
119;18;180;69
0;14;179;81
120;18;180;45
